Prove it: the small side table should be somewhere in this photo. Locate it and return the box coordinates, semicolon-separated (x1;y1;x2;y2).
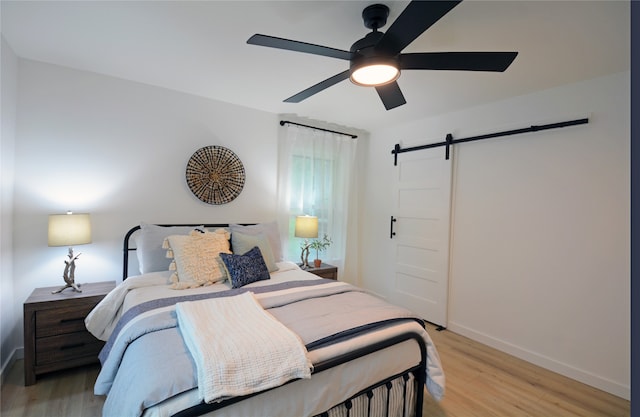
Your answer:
23;281;115;385
305;263;338;280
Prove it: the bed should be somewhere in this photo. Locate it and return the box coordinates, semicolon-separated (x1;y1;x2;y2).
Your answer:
86;223;445;417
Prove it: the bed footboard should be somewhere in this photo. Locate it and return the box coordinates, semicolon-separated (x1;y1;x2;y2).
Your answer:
171;330;427;417
316;370;420;417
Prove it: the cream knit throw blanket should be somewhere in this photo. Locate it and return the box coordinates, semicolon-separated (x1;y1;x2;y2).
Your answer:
175;292;312;404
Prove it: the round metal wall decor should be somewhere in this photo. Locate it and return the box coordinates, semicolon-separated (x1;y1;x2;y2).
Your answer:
186;146;245;205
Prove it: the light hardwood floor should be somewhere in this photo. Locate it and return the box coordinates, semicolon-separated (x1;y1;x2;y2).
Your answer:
421;324;629;417
1;324;630;417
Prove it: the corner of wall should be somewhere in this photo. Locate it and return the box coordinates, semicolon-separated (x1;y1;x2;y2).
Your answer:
1;34;19;380
0;347;24;386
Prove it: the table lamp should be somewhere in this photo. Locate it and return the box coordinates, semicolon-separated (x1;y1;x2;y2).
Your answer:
294;215;318;269
48;212;91;293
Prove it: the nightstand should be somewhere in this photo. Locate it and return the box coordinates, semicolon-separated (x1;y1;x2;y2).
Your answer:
306;263;338;280
23;281;115;386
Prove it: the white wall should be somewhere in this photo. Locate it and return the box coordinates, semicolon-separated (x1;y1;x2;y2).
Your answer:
362;71;630;399
1;36;18;378
3;53;629;402
9;59;280;356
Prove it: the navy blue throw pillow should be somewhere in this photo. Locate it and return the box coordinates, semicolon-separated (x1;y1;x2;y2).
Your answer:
220;246;271;289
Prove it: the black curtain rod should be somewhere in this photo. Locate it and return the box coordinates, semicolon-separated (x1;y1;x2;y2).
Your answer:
280;120;358;139
391;118;589;165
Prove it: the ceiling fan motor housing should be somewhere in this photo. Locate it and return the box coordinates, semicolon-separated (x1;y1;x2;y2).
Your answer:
350;31;384;54
349;31;400;86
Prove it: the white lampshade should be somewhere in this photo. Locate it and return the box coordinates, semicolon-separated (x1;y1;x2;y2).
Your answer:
294;215;318;239
48;212;92;247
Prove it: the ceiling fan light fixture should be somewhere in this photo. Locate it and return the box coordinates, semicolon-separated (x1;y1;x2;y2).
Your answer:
350;61;400;87
249;1;517;110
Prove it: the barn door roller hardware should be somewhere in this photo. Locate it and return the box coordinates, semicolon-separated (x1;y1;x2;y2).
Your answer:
391;118;589;165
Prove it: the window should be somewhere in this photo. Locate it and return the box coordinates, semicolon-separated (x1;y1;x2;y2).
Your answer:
277;125;357;268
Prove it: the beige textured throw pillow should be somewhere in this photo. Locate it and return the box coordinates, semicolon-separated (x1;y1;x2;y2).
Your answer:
163;229;231;289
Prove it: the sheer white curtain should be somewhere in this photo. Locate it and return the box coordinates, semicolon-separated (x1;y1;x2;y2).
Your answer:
277;124;358;276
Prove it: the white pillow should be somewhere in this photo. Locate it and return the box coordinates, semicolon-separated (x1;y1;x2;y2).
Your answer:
230;232;279;273
164;229;231;290
229;221;283;261
134;223;204;274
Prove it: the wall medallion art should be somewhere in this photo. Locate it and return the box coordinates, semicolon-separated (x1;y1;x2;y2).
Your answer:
185;146;245;205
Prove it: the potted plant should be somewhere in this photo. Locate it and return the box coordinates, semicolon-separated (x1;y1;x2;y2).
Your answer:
309;234;332;268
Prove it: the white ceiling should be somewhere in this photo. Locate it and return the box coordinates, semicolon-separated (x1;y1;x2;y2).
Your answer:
1;0;630;131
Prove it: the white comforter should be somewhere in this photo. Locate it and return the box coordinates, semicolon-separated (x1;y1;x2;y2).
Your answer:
86;261;302;341
87;262;446;417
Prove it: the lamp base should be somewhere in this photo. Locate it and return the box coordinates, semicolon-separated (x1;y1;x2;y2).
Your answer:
52;247;83;294
52;282;82;294
300;244;312;270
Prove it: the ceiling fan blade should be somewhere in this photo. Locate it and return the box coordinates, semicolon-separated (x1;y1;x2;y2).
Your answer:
400;52;518;72
284;70;351;103
248;34;352;60
375;82;406;110
375;1;462;54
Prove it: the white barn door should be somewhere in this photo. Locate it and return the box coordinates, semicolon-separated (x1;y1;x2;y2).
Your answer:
390;147;452;328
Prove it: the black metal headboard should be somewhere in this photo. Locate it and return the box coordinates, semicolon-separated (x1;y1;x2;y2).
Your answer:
122;223;251;280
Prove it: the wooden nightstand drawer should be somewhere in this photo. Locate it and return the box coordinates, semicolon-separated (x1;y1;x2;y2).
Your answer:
36;303;95;337
306;263;338;280
312;269;337;279
36;332;104;365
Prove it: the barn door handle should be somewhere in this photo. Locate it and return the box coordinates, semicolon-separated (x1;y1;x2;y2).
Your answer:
390;216;397;239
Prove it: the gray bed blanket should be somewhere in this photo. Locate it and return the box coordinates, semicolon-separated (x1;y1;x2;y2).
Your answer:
95;278;444;417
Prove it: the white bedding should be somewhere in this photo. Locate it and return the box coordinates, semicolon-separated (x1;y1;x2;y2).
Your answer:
143;330;423;417
86;261;302;341
88;262;445;417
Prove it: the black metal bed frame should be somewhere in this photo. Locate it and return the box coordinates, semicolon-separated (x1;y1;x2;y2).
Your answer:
122;224;428;417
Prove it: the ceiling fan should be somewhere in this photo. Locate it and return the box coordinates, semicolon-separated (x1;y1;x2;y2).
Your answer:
247;0;518;111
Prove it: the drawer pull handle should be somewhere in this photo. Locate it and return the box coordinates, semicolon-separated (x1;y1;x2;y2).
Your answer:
61;343;85;350
59;318;84;324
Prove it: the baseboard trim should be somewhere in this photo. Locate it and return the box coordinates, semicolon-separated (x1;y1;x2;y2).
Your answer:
0;347;23;386
447;321;630;401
